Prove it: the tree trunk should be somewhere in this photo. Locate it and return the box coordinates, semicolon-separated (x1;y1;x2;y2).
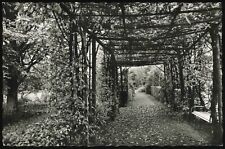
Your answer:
210;23;223;144
6;65;19;114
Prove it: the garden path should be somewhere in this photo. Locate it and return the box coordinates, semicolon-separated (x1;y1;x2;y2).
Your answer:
94;92;210;146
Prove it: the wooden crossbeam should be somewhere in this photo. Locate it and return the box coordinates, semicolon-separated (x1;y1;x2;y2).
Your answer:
116;53;173;57
116;57;171;61
116;56;168;62
98;36;148;41
115;52;177;55
66;7;221;17
114;47;180;52
112;17;221;29
112;42;177;47
98;30;204;43
117;60;165;66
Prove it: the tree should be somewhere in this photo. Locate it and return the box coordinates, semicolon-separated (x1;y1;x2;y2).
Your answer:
3;3;51;114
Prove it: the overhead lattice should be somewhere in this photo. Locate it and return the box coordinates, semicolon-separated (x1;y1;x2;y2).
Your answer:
59;2;222;66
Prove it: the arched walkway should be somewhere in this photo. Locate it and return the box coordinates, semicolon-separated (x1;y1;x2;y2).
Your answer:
2;2;222;146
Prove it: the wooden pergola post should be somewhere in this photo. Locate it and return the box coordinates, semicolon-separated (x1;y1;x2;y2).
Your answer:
81;27;90;145
177;51;185;103
69;20;74;98
92;38;96;112
120;66;123;91
163;63;168;104
169;60;176;109
209;23;222;144
73;32;80;98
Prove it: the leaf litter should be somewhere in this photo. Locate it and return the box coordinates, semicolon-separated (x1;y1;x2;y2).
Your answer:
93;92;210;146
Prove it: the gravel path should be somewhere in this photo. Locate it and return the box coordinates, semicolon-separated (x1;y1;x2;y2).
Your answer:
94;92;211;146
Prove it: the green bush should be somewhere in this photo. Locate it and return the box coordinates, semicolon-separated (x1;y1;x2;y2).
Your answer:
3;113;73;146
3;110;107;146
3;102;107;146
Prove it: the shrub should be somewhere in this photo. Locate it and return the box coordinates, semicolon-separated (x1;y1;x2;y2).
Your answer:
3;113;67;146
3;109;88;146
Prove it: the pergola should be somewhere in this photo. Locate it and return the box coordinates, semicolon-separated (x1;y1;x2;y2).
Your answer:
57;2;222;142
2;2;223;145
59;2;221;67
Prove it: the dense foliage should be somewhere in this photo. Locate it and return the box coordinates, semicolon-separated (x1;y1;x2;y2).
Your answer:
2;2;222;146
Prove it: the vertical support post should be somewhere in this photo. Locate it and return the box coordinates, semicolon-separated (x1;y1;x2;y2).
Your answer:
120;66;123;91
209;23;222;144
92;38;96;112
163;63;168;104
187;48;194;115
110;54;118;120
88;38;92;112
81;28;89;145
69;21;74;98
116;66;120;113
170;60;176;110
178;54;185;103
74;32;80;97
115;66;119;93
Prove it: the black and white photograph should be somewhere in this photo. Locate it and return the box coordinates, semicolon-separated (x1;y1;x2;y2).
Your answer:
2;2;223;146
